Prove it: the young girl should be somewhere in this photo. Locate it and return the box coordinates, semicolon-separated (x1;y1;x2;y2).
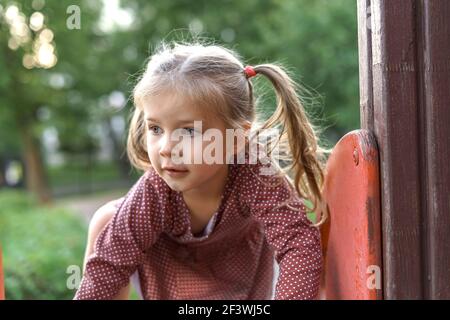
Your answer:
74;40;329;300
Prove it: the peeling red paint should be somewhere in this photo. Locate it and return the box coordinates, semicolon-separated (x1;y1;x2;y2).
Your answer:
319;129;382;300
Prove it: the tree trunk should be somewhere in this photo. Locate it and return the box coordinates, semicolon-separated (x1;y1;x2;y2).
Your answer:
104;118;132;180
20;126;52;204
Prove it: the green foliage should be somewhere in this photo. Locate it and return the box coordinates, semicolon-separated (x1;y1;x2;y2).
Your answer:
0;0;359;180
47;160;121;188
0;0;104;155
0;190;87;300
302;198;317;224
116;0;359;145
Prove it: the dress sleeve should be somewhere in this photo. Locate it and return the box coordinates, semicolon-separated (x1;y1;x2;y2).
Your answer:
74;171;168;300
242;165;323;300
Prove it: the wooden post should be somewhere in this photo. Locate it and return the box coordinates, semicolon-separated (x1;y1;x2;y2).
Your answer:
357;0;450;299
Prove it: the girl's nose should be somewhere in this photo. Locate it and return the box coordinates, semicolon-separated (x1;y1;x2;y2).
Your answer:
159;133;183;159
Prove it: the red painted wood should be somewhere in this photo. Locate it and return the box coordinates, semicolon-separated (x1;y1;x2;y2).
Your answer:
320;129;382;299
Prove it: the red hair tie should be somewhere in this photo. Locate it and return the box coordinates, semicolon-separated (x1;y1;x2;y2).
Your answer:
244;65;257;79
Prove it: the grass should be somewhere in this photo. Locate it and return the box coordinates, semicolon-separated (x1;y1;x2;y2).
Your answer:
0;190;87;299
0;189;144;300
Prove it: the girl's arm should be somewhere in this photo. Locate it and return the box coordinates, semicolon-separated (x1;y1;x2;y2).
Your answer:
74;172;168;300
82;199;130;300
242;168;323;300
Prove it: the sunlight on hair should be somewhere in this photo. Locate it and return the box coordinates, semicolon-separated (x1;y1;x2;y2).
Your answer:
127;38;331;227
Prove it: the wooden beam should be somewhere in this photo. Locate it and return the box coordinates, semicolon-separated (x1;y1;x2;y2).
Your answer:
358;0;450;299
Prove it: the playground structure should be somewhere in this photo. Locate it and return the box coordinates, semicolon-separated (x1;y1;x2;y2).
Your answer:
355;0;450;299
0;0;449;300
320;129;382;299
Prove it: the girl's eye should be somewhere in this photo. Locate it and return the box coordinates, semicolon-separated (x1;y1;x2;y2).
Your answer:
148;125;162;135
147;126;196;136
182;127;196;136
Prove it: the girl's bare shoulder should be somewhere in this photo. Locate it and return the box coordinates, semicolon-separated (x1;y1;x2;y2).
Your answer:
88;197;125;232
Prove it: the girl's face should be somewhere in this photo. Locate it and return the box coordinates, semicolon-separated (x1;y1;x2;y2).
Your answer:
142;91;235;194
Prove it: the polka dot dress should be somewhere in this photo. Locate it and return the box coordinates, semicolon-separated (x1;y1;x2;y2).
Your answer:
74;152;323;300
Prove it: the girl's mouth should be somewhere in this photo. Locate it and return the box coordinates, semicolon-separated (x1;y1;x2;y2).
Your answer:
164;168;189;178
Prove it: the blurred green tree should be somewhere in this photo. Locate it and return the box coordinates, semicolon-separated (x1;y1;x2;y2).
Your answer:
0;1;112;202
115;0;358;146
0;0;359;202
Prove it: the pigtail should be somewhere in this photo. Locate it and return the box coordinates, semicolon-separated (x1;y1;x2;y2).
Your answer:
126;39;330;226
251;63;331;227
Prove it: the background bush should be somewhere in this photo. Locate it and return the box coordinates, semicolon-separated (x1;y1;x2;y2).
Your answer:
0;190;87;300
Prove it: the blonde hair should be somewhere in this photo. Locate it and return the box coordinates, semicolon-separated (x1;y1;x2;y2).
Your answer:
127;39;331;226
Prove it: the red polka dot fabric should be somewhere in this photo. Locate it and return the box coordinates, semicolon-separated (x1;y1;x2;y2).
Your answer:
74;152;323;300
